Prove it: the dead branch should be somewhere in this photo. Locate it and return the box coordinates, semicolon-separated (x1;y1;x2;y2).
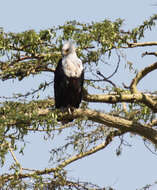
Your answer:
127;41;157;48
142;51;157;57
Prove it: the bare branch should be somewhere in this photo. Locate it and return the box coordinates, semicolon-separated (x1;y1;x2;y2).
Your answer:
127;41;157;48
144;140;157;156
106;51;120;79
95;53;120;88
130;61;157;93
142;51;157;57
96;70;116;87
8;142;23;173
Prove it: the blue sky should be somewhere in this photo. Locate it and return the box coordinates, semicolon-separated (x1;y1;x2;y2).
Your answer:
0;0;156;31
1;0;157;189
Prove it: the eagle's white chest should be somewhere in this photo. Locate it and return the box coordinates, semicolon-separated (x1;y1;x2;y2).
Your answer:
62;53;83;78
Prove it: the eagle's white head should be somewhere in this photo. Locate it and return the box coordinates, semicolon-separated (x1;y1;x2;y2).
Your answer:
62;41;76;56
61;41;83;78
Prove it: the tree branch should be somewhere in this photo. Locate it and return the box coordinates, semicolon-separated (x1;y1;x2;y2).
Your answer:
142;51;157;57
58;130;125;169
0;129;125;186
83;91;157;112
8;142;22;173
127;41;157;48
36;107;157;145
148;119;157;127
130;61;157;93
69;108;157;145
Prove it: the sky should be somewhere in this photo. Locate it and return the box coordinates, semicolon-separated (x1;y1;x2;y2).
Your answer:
1;0;157;190
0;0;156;32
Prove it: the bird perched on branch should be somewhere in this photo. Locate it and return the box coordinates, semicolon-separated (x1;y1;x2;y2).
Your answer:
54;41;84;122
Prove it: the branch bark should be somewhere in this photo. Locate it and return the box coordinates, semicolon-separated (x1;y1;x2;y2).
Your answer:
130;61;157;94
127;41;157;48
83;91;157;112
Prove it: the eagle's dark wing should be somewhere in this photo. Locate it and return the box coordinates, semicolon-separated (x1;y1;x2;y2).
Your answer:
54;59;67;108
54;59;84;109
68;71;84;108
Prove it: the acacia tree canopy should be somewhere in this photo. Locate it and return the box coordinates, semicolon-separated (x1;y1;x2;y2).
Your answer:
0;15;157;189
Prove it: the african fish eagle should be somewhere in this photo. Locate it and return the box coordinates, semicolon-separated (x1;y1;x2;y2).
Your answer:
54;41;84;114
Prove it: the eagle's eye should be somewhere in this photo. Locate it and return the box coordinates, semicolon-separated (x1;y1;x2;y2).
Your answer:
65;48;69;52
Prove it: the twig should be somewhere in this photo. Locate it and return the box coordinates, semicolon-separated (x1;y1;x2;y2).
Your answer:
142;51;157;57
97;70;116;87
8;142;22;173
95;52;120;88
144;140;157;156
26;122;72;132
106;51;120;79
22;168;37;172
122;82;130;89
0;81;53;99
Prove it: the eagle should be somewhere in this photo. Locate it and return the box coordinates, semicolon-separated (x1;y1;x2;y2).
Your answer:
54;42;84;121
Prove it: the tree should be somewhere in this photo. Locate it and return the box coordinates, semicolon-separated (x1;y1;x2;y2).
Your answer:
0;14;157;189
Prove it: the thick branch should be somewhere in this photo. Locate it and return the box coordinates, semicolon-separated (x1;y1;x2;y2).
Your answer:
1;101;157;145
83;91;157;112
38;107;157;145
130;61;157;93
69;108;157;145
83;92;143;103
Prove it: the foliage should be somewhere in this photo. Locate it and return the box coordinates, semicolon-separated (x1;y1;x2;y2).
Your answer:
0;15;157;189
